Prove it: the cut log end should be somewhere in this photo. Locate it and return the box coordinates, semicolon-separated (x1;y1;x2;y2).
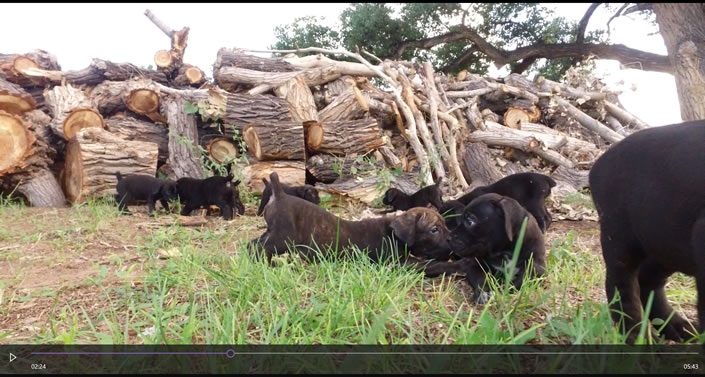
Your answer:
154;50;174;69
207;138;239;164
63;108;105;139
0;91;36;115
303;121;323;151
184;66;203;84
0;111;35;175
243;126;262;160
126;89;160;115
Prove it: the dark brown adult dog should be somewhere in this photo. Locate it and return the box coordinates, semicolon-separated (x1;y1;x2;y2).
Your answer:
256;178;320;216
442;172;556;232
114;172;178;215
423;193;546;303
590;120;705;342
382;178;443;212
249;172;452;264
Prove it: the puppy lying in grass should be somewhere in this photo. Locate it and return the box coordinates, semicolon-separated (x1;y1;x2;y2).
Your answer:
441;172;555;232
114;172;178;215
249;172;452;265
423;193;546;303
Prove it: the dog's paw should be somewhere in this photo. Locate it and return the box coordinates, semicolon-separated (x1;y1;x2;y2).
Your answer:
473;291;493;304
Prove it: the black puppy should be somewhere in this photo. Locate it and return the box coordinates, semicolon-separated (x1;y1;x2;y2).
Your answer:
176;173;242;220
114;172;178;215
590;120;705;342
448;173;556;232
256;178;320;216
423;193;546;303
383;178;443;212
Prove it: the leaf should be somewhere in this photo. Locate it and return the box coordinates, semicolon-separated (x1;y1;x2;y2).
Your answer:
183;102;199;114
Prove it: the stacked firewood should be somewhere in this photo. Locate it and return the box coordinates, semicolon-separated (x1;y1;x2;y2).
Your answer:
0;13;650;209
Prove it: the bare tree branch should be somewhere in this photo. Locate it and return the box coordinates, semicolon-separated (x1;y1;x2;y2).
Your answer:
439;47;477;73
623;3;653;16
577;3;602;44
391;24;671;73
511;56;538;74
607;3;630;34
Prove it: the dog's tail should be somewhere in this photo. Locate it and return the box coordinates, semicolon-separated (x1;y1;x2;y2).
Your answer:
115;171;123;182
269;172;285;199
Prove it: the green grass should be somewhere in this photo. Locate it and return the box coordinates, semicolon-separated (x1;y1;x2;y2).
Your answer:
0;199;700;345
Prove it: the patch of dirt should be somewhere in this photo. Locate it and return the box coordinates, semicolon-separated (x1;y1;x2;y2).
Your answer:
0;205;265;343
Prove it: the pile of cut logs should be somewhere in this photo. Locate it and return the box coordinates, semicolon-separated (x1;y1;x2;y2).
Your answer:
0;13;651;209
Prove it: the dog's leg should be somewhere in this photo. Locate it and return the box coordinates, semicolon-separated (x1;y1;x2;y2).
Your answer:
147;195;158;216
463;260;492;304
159;198;170;213
637;259;694;341
116;193;131;214
216;200;233;220
180;203;195;216
601;230;643;343
420;258;469;277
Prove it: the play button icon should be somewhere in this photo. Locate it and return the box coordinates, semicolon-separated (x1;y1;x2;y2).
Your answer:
9;353;16;362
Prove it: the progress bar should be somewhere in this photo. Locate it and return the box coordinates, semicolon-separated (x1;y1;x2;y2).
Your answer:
31;350;699;357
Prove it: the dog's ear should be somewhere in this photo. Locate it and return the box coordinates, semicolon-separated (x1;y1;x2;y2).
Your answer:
497;197;526;242
390;211;418;247
383;189;397;204
546;176;557;188
306;186;320;204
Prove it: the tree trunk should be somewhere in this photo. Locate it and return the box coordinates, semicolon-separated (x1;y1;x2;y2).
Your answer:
104;114;169;162
311;118;385;156
223;93;292;130
315;173;419;205
0;76;36;115
63;58;169;86
652;3;705;121
0;50;61;86
273;75;319;122
552;165;590;191
214;48;297;73
161;95;204;179
306;154;363;184
458;142;503;188
89;79;165;118
63;128;158;203
0;110;66;207
44;83;105;140
242;121;305;161
318;86;368;122
241;160;306;193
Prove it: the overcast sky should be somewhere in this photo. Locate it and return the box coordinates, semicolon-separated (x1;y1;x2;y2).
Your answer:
2;3;682;126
